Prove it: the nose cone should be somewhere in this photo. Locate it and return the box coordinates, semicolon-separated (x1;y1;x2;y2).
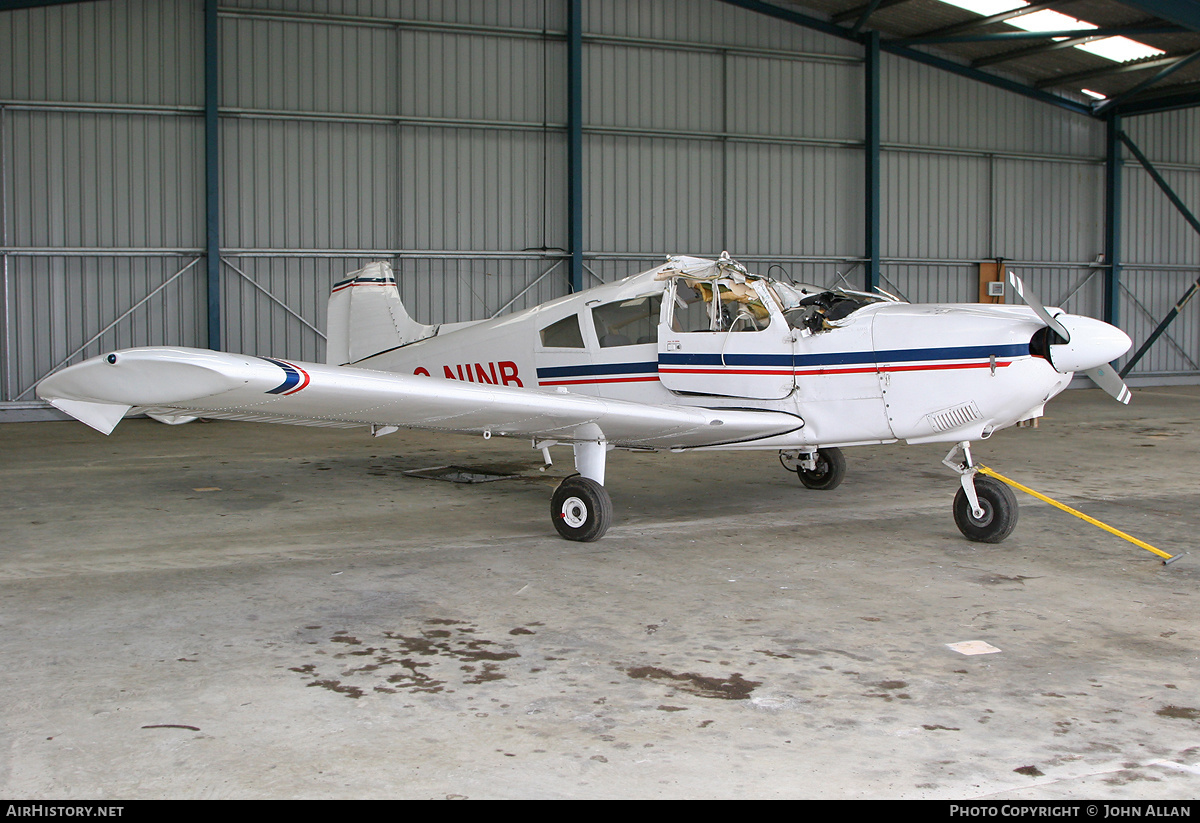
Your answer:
1048;315;1133;374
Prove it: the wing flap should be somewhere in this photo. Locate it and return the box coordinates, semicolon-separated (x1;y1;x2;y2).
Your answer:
38;347;803;448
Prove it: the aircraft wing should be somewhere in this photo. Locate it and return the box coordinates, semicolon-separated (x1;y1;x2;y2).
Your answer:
36;347;803;448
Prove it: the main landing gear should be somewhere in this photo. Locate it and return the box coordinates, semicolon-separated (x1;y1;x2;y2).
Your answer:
550;435;613;542
551;476;612;542
779;447;846;491
546;438;1019;543
943;442;1018;543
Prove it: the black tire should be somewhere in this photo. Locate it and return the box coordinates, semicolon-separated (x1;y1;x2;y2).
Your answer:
953;475;1019;543
551;476;613;542
796;447;846;490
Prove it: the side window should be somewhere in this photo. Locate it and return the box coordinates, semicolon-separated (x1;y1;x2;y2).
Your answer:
591;296;662;347
540;314;586;348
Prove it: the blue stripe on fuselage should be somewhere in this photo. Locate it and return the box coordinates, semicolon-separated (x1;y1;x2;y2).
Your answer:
536;344;1029;378
536;361;659;379
659;343;1028;368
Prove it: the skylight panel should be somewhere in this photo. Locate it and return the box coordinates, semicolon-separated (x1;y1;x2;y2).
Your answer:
1010;9;1096;34
1077;37;1164;63
939;0;1026;15
935;0;1167;69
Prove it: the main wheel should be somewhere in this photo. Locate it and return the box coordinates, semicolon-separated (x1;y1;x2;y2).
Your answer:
795;447;846;490
551;476;613;542
953;475;1018;543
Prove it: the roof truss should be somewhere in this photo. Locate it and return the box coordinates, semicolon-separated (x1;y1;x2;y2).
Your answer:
728;0;1200;117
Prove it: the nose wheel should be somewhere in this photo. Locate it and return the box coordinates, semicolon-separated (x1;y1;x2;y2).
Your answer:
943;442;1019;543
953;474;1018;543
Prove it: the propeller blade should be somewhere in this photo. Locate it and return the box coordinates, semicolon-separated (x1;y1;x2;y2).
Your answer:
1007;271;1070;342
1084;363;1132;405
1007;272;1132;404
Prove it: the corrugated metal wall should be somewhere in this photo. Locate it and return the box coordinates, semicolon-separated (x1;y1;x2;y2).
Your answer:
3;0;1199;415
879;54;1109;320
580;0;862;279
1120;109;1200;376
216;0;569;363
0;0;205;408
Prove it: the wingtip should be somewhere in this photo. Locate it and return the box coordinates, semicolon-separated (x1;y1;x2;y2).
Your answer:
44;397;131;434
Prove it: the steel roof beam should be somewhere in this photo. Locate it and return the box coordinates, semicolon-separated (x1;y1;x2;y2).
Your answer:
850;0;885;35
718;0;856;41
972;33;1105;68
831;0;914;25
1035;52;1185;89
883;40;1093;114
911;1;1073;40
896;24;1180;47
969;24;1181;68
1095;49;1200;113
1117;1;1200;33
718;0;1169;118
1112;80;1200;115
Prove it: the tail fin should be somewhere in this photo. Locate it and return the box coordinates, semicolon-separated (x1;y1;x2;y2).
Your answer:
326;262;437;365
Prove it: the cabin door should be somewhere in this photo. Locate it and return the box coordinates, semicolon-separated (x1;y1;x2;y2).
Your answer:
657;278;794;401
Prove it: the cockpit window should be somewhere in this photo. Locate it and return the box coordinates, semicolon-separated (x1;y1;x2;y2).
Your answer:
539;314;586;348
592;295;661;347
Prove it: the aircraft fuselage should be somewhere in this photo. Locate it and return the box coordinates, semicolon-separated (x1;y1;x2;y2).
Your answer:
349;261;1071;450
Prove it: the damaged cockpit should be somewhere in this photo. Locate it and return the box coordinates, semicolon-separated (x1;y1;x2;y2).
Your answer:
655;251;896;336
650;253;903;402
785;288;891;334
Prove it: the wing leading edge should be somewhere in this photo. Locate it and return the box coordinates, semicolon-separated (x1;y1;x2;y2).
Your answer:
36;347;803;448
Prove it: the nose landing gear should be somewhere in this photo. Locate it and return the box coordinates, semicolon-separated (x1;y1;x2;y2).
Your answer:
944;442;1018;543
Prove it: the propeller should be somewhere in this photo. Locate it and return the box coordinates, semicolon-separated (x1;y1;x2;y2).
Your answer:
1007;271;1132;405
1007;271;1069;340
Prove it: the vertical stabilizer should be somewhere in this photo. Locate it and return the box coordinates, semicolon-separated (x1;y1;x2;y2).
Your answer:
326;262;436;365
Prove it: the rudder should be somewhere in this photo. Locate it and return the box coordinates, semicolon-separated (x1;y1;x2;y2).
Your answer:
326;262;436;365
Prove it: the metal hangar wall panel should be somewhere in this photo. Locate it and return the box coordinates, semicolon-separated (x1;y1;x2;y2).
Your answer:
3;0;1200;416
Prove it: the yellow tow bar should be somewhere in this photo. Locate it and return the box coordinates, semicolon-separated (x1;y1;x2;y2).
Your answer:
976;465;1180;565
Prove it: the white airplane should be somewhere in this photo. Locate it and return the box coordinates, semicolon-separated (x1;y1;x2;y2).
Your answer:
37;253;1132;543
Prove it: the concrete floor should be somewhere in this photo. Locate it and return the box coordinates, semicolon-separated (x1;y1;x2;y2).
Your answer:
2;387;1199;799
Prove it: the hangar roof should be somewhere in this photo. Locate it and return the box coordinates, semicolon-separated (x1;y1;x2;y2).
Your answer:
772;0;1200;115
